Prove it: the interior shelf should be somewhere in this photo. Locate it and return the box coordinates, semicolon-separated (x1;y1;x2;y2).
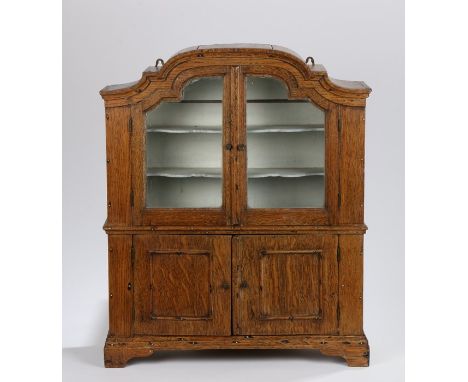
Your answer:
146;124;324;134
147;167;324;178
172;99;309;104
147;167;221;178
147;126;222;134
247;124;324;133
249;168;324;178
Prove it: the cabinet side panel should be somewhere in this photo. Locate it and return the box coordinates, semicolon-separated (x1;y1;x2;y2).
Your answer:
108;235;133;337
338;107;365;224
106;106;132;225
339;235;363;335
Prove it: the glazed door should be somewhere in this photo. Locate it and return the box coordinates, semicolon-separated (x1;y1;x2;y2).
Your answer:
133;235;231;335
132;68;233;226
234;69;339;226
233;235;338;335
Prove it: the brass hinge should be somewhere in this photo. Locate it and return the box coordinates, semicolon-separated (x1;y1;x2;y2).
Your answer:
337;245;341;263
130;190;134;207
128;117;133;133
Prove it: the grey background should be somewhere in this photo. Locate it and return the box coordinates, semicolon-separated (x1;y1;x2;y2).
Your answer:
63;0;404;380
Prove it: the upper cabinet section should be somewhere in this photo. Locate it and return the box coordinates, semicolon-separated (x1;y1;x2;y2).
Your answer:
101;45;371;228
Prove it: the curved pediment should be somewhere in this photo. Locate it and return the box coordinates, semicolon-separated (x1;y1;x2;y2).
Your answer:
100;44;371;108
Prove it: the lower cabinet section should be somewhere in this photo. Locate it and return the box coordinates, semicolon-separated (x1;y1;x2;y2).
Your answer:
106;233;367;367
132;234;339;336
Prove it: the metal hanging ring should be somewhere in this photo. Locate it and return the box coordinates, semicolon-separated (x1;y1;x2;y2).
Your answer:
155;58;165;67
305;56;315;65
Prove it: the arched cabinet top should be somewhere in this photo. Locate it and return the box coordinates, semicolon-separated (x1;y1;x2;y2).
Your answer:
100;44;371;107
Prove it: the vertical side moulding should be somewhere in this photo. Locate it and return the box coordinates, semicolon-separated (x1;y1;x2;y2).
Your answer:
337;106;365;224
338;235;364;335
105;234;137;368
107;235;134;337
105;106;133;226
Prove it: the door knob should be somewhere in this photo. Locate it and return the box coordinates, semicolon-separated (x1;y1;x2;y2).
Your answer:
221;282;230;290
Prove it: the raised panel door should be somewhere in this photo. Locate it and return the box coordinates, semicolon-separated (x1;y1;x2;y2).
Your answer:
233;235;338;335
133;235;231;335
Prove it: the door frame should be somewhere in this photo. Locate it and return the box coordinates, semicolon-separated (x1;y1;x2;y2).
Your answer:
234;66;340;226
131;66;233;226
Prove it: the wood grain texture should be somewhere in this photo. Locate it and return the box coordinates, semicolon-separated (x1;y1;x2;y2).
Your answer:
100;45;371;108
326;105;340;224
102;45;370;368
104;224;368;235
133;235;231;336
108;235;133;337
105;106;132;225
338;106;365;224
104;333;369;367
234;235;338;335
338;235;364;335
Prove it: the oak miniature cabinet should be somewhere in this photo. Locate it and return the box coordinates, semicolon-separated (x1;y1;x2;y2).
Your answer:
100;44;371;368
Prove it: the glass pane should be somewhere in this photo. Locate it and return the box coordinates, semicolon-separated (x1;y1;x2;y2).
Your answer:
145;77;223;208
246;76;325;208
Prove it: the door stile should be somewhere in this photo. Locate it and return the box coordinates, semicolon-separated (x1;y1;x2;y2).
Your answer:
231;66;244;226
232;235;241;334
131;102;144;226
223;69;233;225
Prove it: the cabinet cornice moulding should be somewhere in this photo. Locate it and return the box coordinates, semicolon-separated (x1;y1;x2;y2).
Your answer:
100;44;371;108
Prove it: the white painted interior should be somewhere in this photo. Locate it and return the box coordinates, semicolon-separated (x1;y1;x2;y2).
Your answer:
146;177;222;208
145;76;325;208
248;177;325;208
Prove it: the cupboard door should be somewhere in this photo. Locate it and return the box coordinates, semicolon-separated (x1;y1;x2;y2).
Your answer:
134;235;231;335
132;69;234;226
234;71;339;226
234;235;338;335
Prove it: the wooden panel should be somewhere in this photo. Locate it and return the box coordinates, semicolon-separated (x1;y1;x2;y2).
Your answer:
150;250;211;319
260;250;322;319
130;103;144;225
339;235;364;335
243;209;329;226
134;235;231;335
106;106;132;225
234;235;338;335
326;105;340;224
338;106;365;224
108;235;133;337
